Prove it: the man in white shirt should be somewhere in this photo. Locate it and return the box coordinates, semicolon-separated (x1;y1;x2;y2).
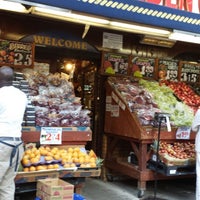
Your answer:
0;66;28;200
192;109;200;200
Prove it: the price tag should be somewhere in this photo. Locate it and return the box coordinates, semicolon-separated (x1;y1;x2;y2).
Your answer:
176;126;191;139
40;127;62;144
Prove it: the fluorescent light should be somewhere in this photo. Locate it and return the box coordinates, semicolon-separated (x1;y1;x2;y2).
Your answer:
169;30;200;44
110;21;171;36
0;0;29;13
31;5;171;37
32;6;110;25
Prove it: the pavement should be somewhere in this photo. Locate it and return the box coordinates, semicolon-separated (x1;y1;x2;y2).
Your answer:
81;177;196;200
15;176;196;200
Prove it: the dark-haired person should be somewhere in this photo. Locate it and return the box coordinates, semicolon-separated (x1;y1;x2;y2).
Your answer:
0;66;28;200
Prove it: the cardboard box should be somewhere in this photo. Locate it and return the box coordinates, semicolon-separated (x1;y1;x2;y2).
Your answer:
37;178;74;197
36;189;73;200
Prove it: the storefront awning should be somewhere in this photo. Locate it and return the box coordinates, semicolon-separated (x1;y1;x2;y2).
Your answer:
9;0;200;34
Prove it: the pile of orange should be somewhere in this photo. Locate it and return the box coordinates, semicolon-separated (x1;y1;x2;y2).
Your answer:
21;146;97;172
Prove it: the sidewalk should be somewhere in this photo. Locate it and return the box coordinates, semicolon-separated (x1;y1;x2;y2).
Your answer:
15;176;196;200
82;177;195;200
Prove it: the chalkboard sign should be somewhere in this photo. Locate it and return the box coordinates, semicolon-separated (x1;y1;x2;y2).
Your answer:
102;52;129;75
0;39;34;68
132;57;155;78
181;61;200;83
158;59;179;81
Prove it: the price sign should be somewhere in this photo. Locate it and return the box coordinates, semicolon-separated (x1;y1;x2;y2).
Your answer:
158;59;179;81
0;39;34;68
176;126;191;140
102;52;129;75
40;127;62;144
181;62;200;83
132;57;155;78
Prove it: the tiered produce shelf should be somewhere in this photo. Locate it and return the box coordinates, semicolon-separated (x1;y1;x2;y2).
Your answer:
104;77;196;198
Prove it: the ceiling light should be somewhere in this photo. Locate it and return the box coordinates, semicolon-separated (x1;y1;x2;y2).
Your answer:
169;30;200;44
31;5;171;37
110;21;171;36
32;6;110;25
0;0;29;13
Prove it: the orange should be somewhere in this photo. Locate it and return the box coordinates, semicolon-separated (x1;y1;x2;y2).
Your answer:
53;164;59;169
53;154;60;160
47;164;54;169
22;158;30;166
30;157;39;164
29;166;36;171
45;156;53;161
64;163;70;168
24;149;31;155
70;163;76;168
23;167;29;172
68;147;73;153
36;165;45;171
29;153;36;159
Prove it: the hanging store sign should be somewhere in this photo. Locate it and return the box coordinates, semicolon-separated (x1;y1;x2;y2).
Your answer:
20;32;99;53
143;0;199;14
0;39;34;68
14;0;200;34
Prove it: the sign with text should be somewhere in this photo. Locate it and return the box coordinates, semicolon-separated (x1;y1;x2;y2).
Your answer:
102;52;129;75
40;127;62;144
181;61;200;83
0;39;34;68
158;59;179;81
176;126;191;140
132;57;155;78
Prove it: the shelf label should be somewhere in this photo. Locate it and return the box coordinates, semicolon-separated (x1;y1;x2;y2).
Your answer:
40;127;62;144
176;126;191;139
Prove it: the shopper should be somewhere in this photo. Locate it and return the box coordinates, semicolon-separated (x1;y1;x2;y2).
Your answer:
192;109;200;200
0;66;28;200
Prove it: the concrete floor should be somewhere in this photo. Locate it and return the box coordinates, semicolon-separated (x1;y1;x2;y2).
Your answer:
81;177;196;200
15;176;196;200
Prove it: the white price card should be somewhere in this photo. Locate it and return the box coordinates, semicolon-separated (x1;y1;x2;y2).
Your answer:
40;127;62;144
176;126;191;140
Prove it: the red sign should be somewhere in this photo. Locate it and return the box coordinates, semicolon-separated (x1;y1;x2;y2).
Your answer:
143;0;198;13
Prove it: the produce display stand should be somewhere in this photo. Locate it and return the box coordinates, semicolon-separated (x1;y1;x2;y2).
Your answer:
104;80;196;198
15;126;101;196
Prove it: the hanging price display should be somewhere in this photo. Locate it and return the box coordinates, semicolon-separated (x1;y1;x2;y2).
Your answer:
181;62;200;83
176;126;191;140
158;59;179;81
132;57;155;78
40;127;62;144
0;39;34;68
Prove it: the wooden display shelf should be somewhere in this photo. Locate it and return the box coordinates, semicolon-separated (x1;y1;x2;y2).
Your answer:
15;168;101;184
22;126;92;145
104;80;196;198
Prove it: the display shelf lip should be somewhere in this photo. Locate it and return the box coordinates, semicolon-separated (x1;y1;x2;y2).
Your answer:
22;126;92;132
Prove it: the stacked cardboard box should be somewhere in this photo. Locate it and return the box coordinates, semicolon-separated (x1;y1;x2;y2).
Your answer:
36;178;74;200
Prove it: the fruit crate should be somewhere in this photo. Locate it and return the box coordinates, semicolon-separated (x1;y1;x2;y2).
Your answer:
147;159;196;176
